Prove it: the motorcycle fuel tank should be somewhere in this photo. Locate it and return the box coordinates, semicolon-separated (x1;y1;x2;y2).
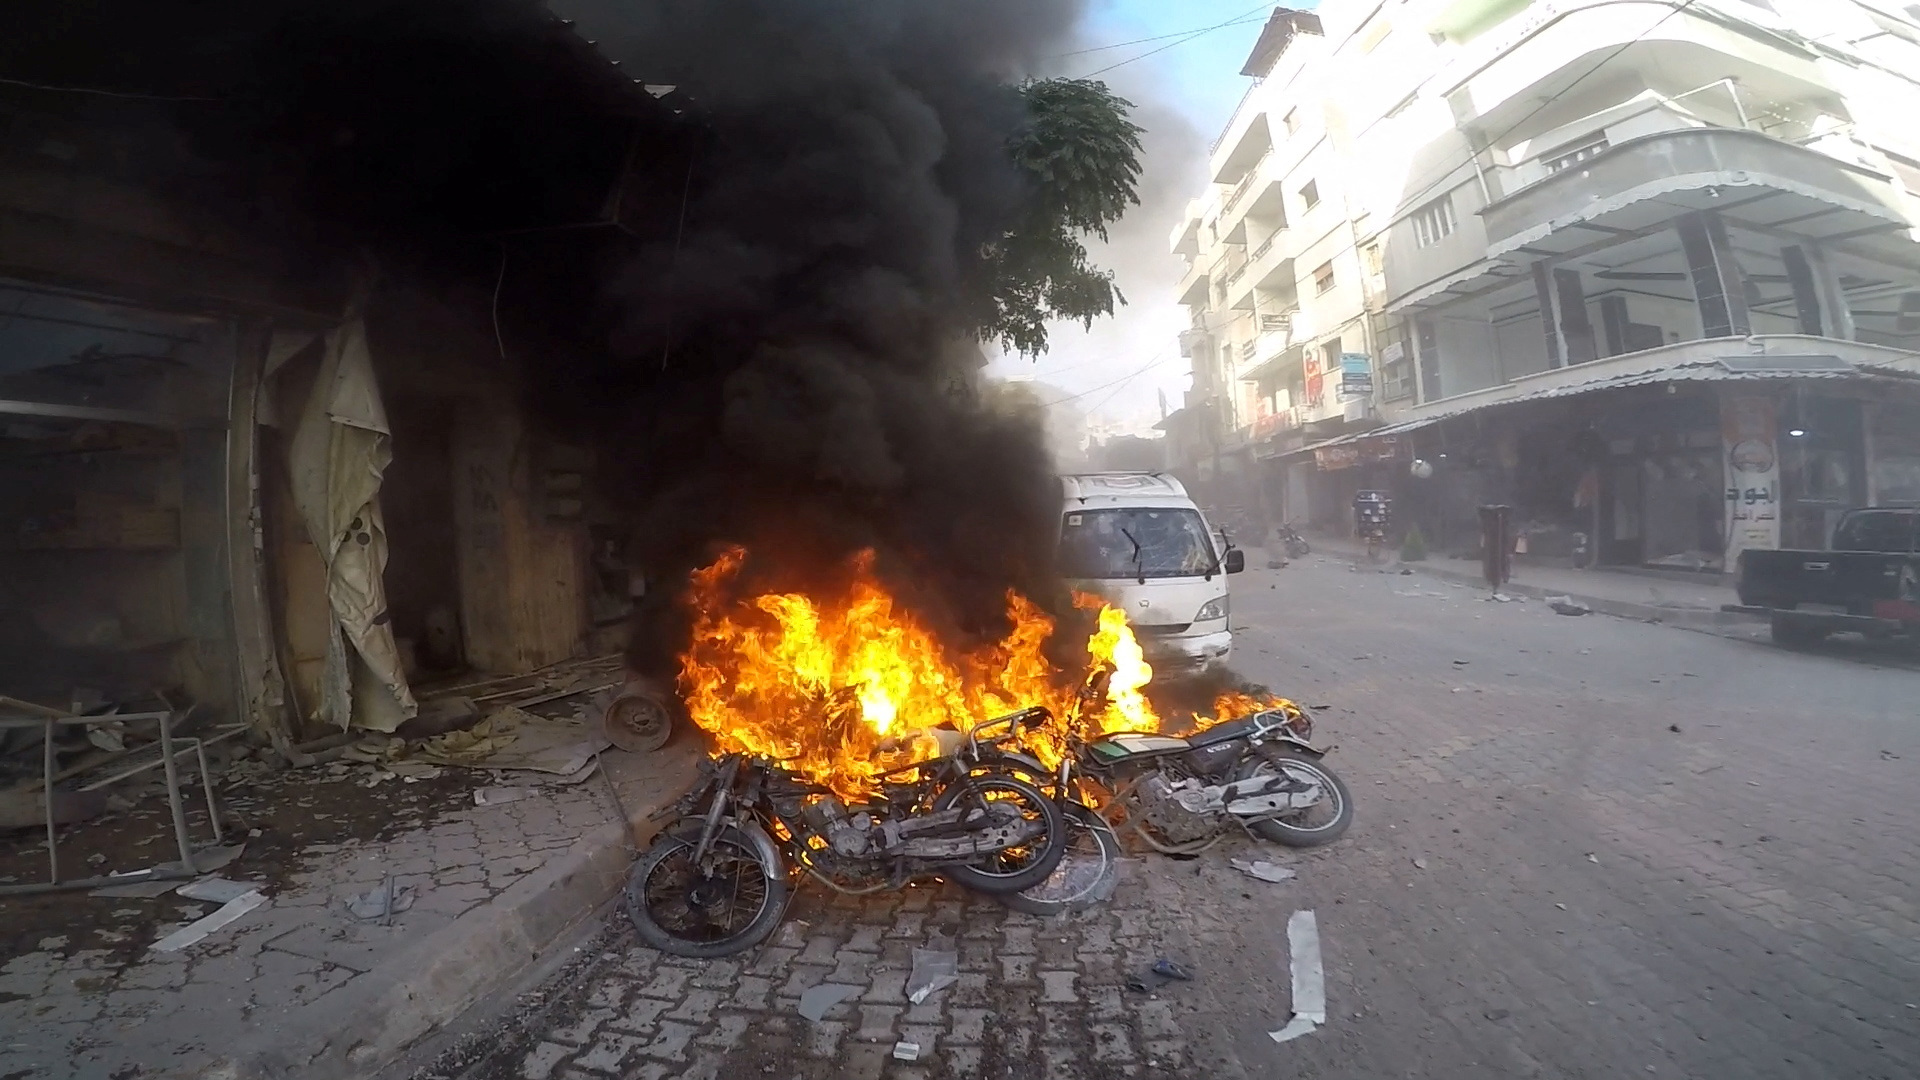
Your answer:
1089;732;1191;760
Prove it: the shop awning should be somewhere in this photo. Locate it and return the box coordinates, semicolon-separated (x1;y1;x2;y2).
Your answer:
1282;345;1920;460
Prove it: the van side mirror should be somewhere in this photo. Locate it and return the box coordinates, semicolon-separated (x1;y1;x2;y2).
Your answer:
1224;548;1246;574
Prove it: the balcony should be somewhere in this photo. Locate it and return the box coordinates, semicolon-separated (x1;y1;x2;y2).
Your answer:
1210;95;1273;185
1226;228;1296;312
1177;257;1211;308
1169;203;1202;257
1440;0;1831;138
1481;127;1916;260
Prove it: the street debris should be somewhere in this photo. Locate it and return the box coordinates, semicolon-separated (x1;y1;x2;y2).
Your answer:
797;982;860;1022
345;877;416;921
906;945;959;1004
1152;959;1192;981
88;844;248;898
1125;958;1194;995
891;1041;921;1061
774;920;810;948
152;889;268;952
1547;596;1592;616
1230;858;1297;884
1269;909;1325;1044
1412;858;1429;869
474;785;538;806
177;877;261;903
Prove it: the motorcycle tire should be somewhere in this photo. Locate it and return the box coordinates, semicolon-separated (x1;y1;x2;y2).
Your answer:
997;802;1122;916
624;824;789;958
1237;747;1354;848
1287;539;1311;558
933;773;1068;894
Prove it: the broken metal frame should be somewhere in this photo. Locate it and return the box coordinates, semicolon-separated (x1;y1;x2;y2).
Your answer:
0;709;233;897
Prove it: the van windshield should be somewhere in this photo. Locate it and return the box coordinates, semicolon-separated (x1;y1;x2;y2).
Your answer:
1059;508;1218;579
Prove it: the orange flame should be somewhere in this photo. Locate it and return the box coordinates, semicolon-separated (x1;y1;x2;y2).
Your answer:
677;547;1296;795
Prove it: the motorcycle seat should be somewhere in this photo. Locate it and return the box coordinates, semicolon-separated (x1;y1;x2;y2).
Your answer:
1184;715;1262;749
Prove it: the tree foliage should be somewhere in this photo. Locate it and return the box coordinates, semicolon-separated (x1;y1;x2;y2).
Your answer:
982;77;1143;357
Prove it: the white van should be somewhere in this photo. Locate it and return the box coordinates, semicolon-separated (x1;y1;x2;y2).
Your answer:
1058;472;1244;673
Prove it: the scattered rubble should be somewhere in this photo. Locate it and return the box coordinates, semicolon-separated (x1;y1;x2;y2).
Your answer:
1229;858;1297;884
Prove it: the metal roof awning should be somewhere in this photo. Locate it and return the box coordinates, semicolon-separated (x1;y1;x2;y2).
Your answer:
1280;348;1920;459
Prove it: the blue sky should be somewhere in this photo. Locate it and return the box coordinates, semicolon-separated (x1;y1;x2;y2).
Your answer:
989;2;1313;432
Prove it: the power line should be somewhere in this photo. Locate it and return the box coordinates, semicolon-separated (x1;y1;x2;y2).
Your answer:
0;74;217;101
1080;3;1276;78
1048;11;1271;60
1037;350;1180;411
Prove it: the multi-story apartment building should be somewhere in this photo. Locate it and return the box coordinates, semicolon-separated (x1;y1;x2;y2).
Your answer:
1172;0;1920;572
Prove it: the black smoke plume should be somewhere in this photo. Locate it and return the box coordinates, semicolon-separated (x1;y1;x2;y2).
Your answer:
3;0;1104;676
541;0;1099;673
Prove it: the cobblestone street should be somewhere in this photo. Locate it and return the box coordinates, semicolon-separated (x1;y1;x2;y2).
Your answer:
416;557;1920;1080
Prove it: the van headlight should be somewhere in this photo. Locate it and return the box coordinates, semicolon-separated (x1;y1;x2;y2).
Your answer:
1195;596;1228;621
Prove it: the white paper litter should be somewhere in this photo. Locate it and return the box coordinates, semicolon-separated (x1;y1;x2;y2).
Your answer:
1230;858;1297;884
906;947;959;1004
797;983;860;1022
151;890;267;952
1269;909;1325;1045
177;877;263;903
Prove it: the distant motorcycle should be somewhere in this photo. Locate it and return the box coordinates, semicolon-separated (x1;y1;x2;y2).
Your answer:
1278;523;1311;559
625;717;1065;957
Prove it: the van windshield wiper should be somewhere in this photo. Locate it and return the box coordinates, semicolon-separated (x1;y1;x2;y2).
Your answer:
1120;528;1146;584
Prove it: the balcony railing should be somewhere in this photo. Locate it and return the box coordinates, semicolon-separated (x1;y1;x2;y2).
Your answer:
1221;151;1271;216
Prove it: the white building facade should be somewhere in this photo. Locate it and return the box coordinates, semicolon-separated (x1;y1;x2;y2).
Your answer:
1172;0;1920;569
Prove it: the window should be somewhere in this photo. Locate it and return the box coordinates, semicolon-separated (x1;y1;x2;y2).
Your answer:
1410;194;1457;248
1313;261;1336;294
1300;180;1320;210
1283;108;1301;135
1363;243;1384;277
1382;356;1414;401
1542;135;1609;173
1058;508;1219;580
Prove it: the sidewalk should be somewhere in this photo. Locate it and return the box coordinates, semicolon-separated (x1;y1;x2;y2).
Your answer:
1281;536;1754;627
0;733;698;1080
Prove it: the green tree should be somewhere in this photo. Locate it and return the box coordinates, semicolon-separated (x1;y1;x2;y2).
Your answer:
982;78;1143;357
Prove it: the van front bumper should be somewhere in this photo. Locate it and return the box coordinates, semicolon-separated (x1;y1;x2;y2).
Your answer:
1139;629;1232;673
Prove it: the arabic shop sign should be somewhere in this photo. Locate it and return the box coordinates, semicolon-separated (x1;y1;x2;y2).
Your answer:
1337;353;1373;398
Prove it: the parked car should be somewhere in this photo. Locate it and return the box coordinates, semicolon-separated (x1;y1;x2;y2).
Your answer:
1729;506;1920;647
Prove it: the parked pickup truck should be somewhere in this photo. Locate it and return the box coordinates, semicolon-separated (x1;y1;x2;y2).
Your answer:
1729;507;1920;647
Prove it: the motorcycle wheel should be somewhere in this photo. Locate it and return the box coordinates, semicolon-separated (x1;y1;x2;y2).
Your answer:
624;825;788;958
1288;539;1311;557
997;802;1122;916
1237;747;1354;848
933;773;1067;894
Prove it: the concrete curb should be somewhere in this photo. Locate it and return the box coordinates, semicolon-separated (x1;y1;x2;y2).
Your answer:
1321;551;1762;628
210;758;692;1080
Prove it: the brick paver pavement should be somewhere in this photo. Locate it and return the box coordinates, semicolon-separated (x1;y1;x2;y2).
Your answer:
420;557;1920;1080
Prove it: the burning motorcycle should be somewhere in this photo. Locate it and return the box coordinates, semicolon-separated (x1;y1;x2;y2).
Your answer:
988;678;1354;857
624;714;1065;957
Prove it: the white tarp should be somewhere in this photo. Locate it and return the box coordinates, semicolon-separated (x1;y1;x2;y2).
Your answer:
287;318;416;732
